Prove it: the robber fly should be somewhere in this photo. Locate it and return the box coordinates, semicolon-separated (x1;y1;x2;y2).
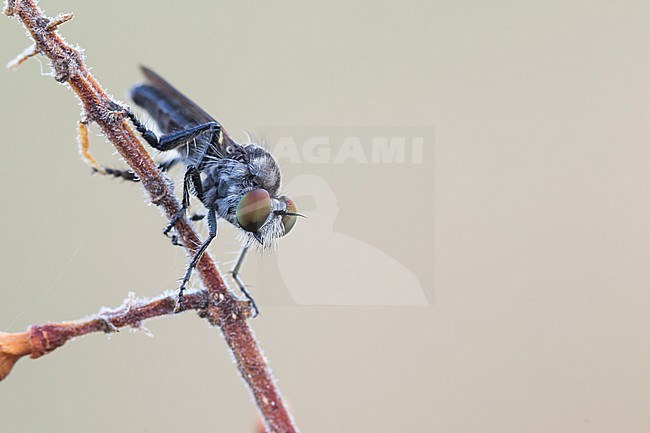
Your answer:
121;67;301;315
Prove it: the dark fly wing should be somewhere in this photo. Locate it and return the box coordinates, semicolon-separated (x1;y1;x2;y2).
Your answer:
131;84;194;135
133;66;246;163
140;66;215;126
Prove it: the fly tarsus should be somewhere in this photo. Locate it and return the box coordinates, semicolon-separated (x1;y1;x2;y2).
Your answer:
231;246;260;317
163;207;186;238
124;108;161;149
97;166;139;182
175;208;218;313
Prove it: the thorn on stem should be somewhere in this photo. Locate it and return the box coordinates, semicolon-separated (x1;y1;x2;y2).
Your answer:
45;12;73;31
3;0;16;16
98;318;119;334
6;44;38;70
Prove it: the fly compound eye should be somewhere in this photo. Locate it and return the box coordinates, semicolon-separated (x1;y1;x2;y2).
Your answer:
281;197;298;236
236;189;271;233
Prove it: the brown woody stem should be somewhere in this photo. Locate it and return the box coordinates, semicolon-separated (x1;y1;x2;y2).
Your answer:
0;290;208;381
3;1;298;432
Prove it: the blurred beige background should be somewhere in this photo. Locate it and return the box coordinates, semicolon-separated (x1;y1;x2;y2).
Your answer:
1;1;649;432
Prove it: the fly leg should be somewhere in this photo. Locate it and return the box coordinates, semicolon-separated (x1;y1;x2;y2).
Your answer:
158;156;183;172
125;108;220;244
78;120;139;181
78;119;182;181
78;120;105;174
124;108;217;232
167;213;205;246
176;207;217;312
124;109;220;152
231;246;260;317
163;165;204;246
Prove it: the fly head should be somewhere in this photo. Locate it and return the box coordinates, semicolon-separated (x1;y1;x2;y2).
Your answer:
235;188;301;250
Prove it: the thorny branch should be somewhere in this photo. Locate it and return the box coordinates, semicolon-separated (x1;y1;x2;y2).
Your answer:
0;291;209;380
1;1;299;432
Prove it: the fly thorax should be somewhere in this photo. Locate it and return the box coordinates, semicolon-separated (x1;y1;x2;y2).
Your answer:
245;145;281;195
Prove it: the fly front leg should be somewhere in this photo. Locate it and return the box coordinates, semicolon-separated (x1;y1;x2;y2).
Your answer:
163;164;204;244
176;207;217;312
124;109;220;152
231;246;260;317
125;108;220;245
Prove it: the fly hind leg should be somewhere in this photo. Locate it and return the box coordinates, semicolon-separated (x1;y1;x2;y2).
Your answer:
78;120;180;182
78;120;139;181
231;246;260;317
